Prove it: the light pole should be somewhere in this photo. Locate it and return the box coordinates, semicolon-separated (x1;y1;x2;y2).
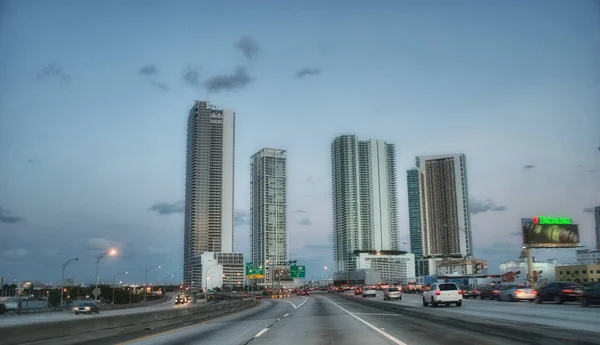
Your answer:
60;257;79;308
144;265;161;303
95;249;117;303
205;264;220;302
112;271;128;305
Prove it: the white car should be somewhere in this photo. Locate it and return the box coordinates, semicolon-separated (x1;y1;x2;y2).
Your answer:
423;282;462;307
362;287;376;298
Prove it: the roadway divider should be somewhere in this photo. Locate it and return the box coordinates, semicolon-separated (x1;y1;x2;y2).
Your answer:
0;299;257;345
337;293;600;345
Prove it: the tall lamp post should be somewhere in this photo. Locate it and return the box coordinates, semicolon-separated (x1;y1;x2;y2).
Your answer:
112;271;128;305
95;249;117;303
60;257;79;308
205;264;221;302
144;265;161;302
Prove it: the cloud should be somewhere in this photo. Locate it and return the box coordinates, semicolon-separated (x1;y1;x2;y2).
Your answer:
523;165;535;170
234;210;250;226
0;206;24;223
139;64;159;75
296;68;321;78
583;208;595;213
182;66;201;86
150;81;170;91
2;248;31;259
597;146;600;152
147;201;184;215
85;238;118;251
27;157;40;164
34;64;71;84
46;249;59;256
296;210;307;214
589;169;598;173
469;198;508;214
235;36;260;60
205;66;253;92
298;217;311;226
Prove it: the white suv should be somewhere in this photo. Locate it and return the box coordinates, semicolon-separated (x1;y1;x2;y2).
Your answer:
423;283;463;307
362;287;376;298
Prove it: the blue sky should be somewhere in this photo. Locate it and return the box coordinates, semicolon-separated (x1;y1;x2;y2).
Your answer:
0;0;599;284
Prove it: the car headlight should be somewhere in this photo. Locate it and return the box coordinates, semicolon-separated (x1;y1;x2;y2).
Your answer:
84;306;90;310
72;308;78;311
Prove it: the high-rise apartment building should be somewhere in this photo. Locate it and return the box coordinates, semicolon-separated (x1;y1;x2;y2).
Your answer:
406;168;422;258
417;154;472;258
331;135;399;272
595;206;600;251
250;148;288;284
183;101;235;288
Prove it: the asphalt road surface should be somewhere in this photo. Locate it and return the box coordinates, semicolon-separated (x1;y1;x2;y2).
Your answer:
344;290;600;332
0;293;194;328
87;293;578;345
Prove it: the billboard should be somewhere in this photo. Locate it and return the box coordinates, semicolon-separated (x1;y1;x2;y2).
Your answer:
521;222;579;248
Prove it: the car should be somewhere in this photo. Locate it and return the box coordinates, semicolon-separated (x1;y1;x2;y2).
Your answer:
73;302;100;314
383;287;402;301
535;281;583;303
460;286;479;299
581;282;600;307
422;282;462;307
254;294;262;299
362;287;376;298
497;284;536;302
354;287;363;295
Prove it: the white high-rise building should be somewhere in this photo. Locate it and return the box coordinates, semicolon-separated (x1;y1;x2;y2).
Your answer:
183;101;235;289
417;153;472;258
250;148;288;284
331;135;399;272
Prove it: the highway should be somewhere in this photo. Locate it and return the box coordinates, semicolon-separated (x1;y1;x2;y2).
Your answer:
80;292;600;345
344;290;600;333
0;294;192;328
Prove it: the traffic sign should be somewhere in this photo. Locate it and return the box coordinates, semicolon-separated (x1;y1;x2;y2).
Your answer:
290;265;305;278
92;288;101;297
245;263;264;279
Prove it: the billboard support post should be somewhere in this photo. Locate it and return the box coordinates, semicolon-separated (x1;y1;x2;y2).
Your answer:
526;247;534;287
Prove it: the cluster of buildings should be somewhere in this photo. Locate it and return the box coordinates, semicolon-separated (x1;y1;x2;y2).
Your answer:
182;100;599;291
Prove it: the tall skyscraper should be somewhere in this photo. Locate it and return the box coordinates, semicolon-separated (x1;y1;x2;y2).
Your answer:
183;101;235;287
331;135;399;272
417;154;472;258
595;206;600;250
250;148;288;283
406;168;422;259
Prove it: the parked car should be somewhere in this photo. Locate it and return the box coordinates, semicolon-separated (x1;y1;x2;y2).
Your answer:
73;302;100;315
383;287;402;301
535;281;583;303
581;282;600;307
422;282;462;307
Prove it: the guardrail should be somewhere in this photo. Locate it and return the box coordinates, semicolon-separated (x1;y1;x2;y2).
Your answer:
338;293;600;345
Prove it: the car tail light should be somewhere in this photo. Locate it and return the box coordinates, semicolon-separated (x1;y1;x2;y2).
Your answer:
532;290;537;294
562;289;574;294
514;290;522;294
493;290;498;294
457;289;462;294
435;290;440;295
474;289;479;293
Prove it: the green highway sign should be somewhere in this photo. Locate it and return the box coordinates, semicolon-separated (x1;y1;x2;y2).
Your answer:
290;265;305;278
245;263;264;279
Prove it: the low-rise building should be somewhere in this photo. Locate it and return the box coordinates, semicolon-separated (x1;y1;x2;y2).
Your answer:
500;258;558;285
355;252;415;284
555;264;600;285
576;249;600;265
193;252;244;291
434;257;488;276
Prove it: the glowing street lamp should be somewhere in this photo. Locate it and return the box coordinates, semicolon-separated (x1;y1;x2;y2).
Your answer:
95;249;117;303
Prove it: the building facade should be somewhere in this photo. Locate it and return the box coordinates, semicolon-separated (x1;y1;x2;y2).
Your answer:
595;206;600;250
184;101;235;289
577;249;600;265
555;264;600;285
331;135;399;272
355;252;416;284
250;148;288;284
193;252;244;291
500;259;558;285
435;257;487;276
417;154;472;258
406;167;422;274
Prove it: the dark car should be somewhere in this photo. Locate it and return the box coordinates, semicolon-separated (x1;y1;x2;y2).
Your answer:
460;286;479;298
478;285;502;299
175;295;186;304
72;302;100;315
536;281;583;303
581;282;600;307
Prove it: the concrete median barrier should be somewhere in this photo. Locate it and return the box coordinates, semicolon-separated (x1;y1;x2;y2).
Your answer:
0;299;256;345
338;293;600;345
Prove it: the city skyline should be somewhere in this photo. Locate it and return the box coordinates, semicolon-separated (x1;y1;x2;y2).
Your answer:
331;135;400;272
1;1;599;283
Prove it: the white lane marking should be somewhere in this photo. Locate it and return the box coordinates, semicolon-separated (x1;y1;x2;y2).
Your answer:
352;313;402;316
326;298;408;345
283;313;289;317
285;296;308;309
255;328;269;337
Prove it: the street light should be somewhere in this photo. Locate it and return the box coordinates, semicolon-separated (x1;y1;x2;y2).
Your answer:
112;271;128;305
144;265;161;302
60;257;79;308
95;249;117;303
